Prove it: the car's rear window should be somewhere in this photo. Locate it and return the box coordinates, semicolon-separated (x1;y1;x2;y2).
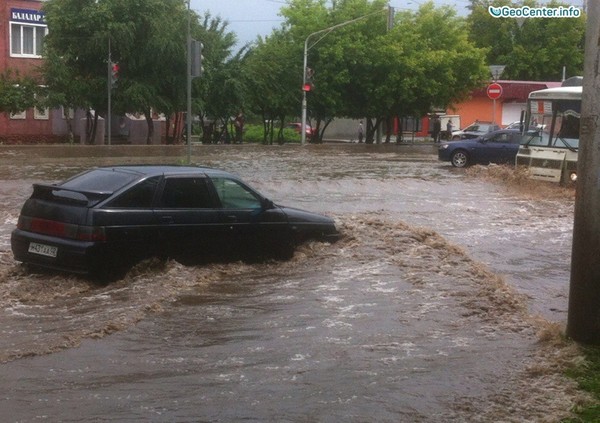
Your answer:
61;169;139;193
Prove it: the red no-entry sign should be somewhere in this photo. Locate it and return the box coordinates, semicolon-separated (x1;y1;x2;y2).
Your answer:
487;83;503;100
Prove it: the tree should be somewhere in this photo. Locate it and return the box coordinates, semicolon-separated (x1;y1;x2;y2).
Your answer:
467;0;586;80
193;13;246;144
42;0;198;144
42;0;109;143
105;0;189;144
241;32;300;144
275;0;488;143
0;70;38;116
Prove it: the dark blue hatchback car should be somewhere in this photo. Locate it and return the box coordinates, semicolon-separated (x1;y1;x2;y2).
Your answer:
438;129;522;168
11;165;338;277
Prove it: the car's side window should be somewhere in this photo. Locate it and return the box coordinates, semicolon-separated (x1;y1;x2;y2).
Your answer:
159;177;214;209
491;133;509;143
211;177;262;209
107;176;160;208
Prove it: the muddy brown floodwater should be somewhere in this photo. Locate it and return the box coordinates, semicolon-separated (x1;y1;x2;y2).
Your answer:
0;144;590;422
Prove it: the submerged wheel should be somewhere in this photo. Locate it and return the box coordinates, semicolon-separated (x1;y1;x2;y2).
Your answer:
450;150;469;168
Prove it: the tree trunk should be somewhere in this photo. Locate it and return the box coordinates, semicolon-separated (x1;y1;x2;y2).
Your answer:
144;110;154;145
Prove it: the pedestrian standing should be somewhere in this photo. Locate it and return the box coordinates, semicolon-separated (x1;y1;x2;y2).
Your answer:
432;115;441;143
358;121;364;143
234;111;244;144
446;119;454;139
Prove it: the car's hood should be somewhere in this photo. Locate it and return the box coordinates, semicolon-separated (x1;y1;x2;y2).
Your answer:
442;137;481;147
278;205;334;223
276;205;340;241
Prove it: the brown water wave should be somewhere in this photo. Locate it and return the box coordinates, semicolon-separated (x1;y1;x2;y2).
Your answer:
0;214;587;421
0;214;530;362
0;144;586;421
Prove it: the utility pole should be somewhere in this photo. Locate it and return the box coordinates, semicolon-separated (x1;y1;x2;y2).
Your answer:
186;0;192;163
186;3;204;162
107;38;112;146
566;1;600;343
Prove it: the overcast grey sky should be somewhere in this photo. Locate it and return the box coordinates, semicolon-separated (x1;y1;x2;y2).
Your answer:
190;0;586;47
189;0;472;46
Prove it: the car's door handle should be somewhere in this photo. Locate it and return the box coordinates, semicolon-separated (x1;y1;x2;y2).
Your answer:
160;216;175;224
225;215;237;222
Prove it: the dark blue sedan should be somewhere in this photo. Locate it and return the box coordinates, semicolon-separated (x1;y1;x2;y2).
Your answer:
438;129;521;168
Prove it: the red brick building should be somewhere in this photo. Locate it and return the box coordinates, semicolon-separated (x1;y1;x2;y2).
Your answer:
0;1;168;144
0;0;58;142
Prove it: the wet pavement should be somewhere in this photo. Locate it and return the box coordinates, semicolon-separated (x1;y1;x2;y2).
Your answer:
0;144;585;422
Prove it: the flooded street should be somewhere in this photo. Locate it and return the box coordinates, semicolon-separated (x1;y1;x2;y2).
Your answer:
0;144;584;421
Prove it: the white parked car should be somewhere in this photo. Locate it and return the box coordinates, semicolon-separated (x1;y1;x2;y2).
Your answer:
451;122;501;140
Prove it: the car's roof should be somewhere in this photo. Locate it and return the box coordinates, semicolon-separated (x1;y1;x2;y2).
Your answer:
491;128;520;133
95;165;234;178
474;128;520;137
465;121;495;126
452;128;519;142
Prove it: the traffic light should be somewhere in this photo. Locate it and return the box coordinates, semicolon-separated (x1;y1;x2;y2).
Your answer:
303;67;314;92
191;40;204;77
111;62;119;87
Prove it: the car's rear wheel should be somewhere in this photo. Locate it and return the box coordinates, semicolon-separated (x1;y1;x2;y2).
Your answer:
451;150;469;168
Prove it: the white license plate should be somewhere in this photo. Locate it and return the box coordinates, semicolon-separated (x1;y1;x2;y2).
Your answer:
28;242;58;258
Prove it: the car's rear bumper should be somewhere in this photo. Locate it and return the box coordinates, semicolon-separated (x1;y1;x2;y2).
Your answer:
11;229;101;274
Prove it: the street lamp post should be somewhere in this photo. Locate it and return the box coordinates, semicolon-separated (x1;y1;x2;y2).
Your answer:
107;38;112;146
301;7;389;144
186;0;192;163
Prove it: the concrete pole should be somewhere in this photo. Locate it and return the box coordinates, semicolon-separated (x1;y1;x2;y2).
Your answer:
301;38;308;145
186;0;192;163
566;2;600;343
107;38;111;146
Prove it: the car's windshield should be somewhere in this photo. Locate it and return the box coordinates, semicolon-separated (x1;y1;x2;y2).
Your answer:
522;99;580;150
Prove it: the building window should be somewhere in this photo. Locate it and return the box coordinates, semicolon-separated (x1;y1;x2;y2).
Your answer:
33;94;49;120
10;111;27;120
34;107;49;120
11;23;46;57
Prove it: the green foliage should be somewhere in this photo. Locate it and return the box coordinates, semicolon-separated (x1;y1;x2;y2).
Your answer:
0;70;39;115
39;0;531;145
240;32;301;140
467;0;586;80
42;0;111;112
42;0;242;144
267;0;488;142
194;12;245;127
242;124;301;144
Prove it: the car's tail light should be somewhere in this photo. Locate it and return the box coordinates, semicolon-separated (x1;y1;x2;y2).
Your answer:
18;216;106;242
76;226;107;242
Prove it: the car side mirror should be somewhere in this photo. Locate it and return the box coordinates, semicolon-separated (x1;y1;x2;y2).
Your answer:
262;198;275;210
